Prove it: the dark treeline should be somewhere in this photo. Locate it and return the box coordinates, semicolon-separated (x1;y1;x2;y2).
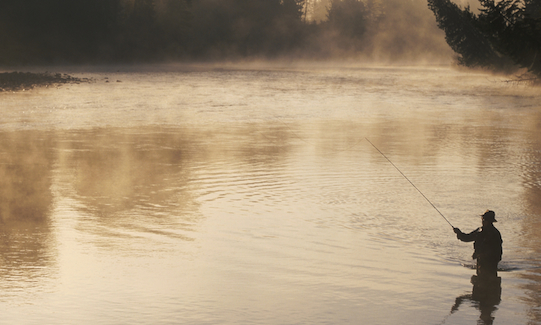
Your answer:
188;0;306;57
0;0;451;65
0;0;189;63
428;0;541;78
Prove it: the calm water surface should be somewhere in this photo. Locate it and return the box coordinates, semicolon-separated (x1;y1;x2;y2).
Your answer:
1;65;541;324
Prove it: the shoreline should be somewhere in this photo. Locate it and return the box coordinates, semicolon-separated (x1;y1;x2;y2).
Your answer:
0;71;91;92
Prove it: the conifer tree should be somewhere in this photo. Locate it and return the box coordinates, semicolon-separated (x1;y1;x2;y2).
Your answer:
428;0;541;77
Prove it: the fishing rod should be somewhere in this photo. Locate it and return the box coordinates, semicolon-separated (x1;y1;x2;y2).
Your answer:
365;138;454;228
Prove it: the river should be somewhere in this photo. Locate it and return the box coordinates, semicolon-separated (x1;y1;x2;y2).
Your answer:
1;64;540;324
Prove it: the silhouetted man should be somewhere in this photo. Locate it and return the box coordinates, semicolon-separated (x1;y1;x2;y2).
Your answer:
453;210;503;279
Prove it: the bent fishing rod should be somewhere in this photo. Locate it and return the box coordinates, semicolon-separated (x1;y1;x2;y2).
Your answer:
365;138;454;228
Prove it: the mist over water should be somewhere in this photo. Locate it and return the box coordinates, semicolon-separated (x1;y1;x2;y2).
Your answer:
1;65;541;324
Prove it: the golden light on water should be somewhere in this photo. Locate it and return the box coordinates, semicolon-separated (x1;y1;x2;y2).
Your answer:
1;66;541;324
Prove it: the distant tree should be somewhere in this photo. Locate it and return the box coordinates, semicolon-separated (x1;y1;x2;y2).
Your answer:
188;0;311;57
320;0;370;53
156;0;192;56
428;0;541;77
312;0;332;22
116;0;159;59
275;0;308;51
327;0;369;38
282;0;306;20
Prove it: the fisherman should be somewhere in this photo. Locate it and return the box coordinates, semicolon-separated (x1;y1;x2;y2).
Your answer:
453;210;503;279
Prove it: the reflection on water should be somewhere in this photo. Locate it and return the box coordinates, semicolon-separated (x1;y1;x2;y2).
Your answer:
0;131;56;299
56;128;202;244
450;276;502;325
0;66;541;324
519;114;541;325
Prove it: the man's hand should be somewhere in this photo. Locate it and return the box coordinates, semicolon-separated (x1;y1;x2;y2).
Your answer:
453;227;461;234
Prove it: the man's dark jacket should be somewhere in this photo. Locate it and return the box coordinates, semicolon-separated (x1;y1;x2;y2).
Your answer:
456;224;503;276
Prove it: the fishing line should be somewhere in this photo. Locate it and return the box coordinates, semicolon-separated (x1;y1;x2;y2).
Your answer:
365;138;454;228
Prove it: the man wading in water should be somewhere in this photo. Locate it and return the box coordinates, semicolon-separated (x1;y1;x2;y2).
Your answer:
453;210;503;279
